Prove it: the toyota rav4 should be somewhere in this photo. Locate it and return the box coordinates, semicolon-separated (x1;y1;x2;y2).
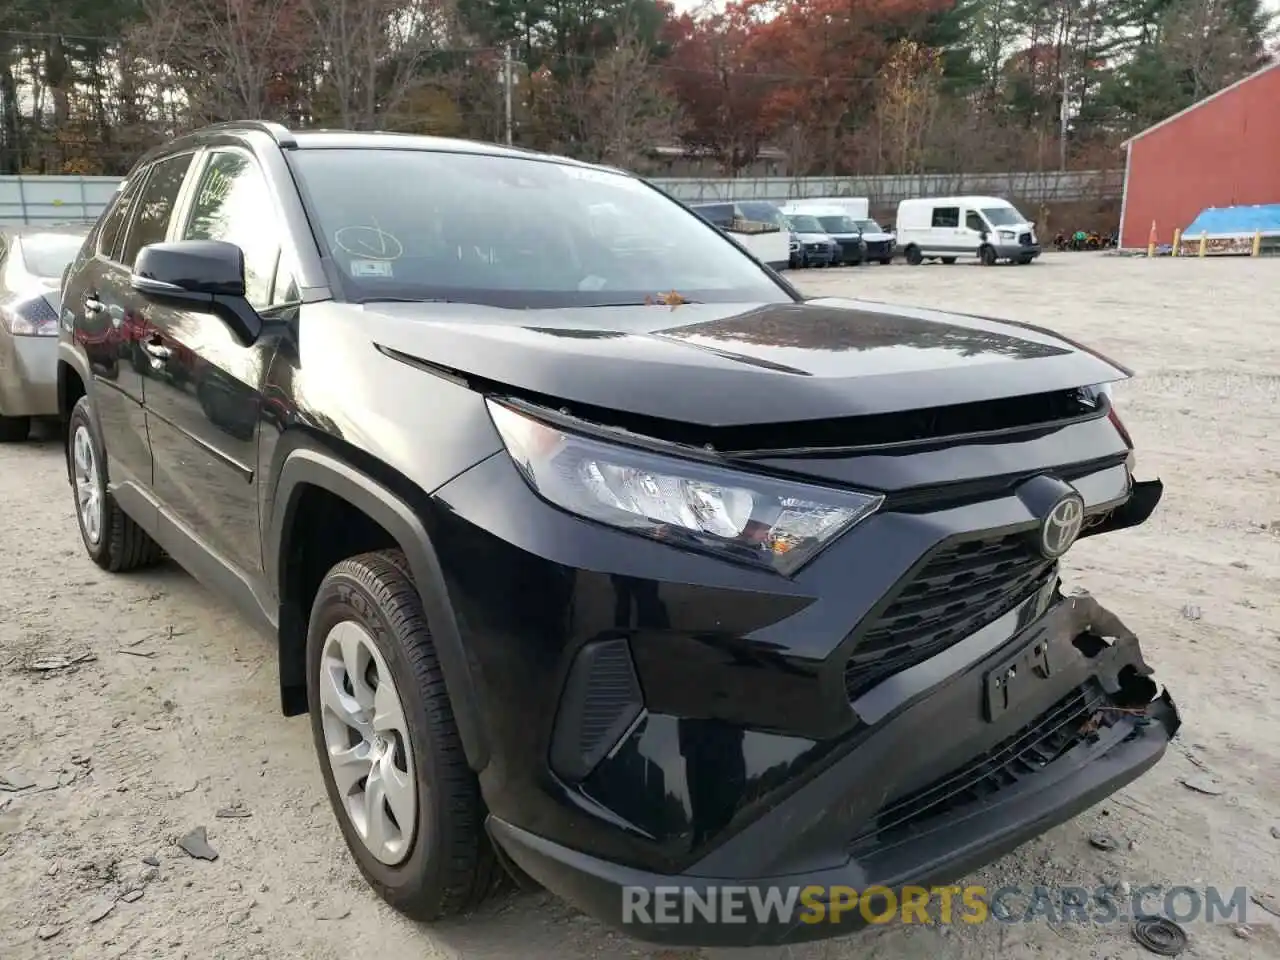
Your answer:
56;121;1178;947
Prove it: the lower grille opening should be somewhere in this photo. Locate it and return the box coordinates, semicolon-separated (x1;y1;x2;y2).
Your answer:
844;533;1055;701
849;683;1106;853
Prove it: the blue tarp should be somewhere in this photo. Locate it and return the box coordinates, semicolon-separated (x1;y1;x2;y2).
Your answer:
1183;204;1280;237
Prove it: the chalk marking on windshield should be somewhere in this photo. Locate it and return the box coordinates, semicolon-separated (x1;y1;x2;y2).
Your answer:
334;217;403;261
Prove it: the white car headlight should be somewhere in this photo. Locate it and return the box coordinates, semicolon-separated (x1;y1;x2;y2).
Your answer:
999;229;1016;239
487;400;884;575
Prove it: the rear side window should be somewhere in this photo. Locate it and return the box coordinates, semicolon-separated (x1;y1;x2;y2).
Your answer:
97;174;145;260
119;154;194;269
931;207;959;228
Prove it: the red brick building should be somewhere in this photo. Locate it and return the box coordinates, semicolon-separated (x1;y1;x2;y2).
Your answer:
1118;60;1280;248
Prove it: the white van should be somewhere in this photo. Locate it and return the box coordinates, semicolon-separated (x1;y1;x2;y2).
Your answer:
895;196;1040;266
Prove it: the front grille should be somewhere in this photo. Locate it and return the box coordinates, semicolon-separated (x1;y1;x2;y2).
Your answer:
849;684;1103;853
843;533;1055;700
1019;232;1033;246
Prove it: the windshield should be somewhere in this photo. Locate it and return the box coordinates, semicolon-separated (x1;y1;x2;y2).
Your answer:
289;150;791;308
854;219;885;233
737;202;788;228
19;233;85;278
786;215;825;233
982;206;1026;227
817;216;857;234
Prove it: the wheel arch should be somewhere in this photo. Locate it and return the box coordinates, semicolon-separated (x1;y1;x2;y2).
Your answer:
269;447;491;773
56;343;94;476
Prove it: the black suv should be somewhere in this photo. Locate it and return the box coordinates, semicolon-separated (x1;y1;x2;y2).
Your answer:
57;122;1178;947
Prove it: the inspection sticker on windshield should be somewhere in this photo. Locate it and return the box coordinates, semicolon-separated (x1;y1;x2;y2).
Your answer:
350;259;394;278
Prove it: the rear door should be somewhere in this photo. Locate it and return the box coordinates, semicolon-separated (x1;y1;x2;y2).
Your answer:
64;154;194;491
141;147;289;580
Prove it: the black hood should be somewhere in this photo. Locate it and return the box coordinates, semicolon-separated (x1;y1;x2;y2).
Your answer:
362;298;1128;428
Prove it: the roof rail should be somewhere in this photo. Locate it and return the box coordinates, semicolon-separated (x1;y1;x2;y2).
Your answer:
197;120;297;147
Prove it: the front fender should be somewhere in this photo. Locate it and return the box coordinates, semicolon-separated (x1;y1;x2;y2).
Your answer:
268;447;492;772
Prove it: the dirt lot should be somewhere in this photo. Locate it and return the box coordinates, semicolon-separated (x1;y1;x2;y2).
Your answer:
2;252;1278;960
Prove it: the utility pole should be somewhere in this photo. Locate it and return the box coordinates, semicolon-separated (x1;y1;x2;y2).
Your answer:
1058;64;1069;171
503;44;514;146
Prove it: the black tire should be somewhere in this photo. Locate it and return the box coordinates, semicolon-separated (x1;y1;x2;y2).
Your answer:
307;550;500;922
905;245;923;266
980;245;997;266
940;257;957;265
880;257;893;266
1018;255;1034;265
67;396;163;572
0;414;30;442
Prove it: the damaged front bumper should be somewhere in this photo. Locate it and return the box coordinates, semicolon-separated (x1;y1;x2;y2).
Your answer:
488;591;1179;948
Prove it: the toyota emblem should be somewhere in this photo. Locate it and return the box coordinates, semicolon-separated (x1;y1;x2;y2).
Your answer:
1039;494;1085;559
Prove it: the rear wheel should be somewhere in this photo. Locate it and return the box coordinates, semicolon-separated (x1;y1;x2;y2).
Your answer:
307;550;499;922
68;396;163;572
905;245;923;265
980;245;998;266
0;414;30;442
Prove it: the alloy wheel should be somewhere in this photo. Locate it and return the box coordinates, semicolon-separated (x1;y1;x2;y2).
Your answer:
318;620;418;865
72;425;103;545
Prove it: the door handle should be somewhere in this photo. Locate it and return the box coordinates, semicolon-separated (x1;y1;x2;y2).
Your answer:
142;340;171;360
83;296;104;314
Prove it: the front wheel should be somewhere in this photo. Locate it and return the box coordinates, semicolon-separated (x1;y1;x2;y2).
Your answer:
307;550;499;922
67;396;163;571
905;245;923;266
980;245;998;266
879;257;893;266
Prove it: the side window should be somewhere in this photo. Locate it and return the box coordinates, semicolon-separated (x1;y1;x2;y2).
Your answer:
98;172;145;260
966;211;986;233
119;154;194;268
931;206;959;228
182;151;282;310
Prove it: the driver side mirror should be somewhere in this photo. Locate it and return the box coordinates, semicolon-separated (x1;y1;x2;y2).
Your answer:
131;240;261;344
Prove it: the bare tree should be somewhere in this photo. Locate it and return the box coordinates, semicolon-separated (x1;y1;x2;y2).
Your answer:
129;0;309;124
298;0;459;129
1158;0;1259;100
874;40;943;175
550;27;679;170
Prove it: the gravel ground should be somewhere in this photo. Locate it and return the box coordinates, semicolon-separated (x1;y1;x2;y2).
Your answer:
1;252;1278;960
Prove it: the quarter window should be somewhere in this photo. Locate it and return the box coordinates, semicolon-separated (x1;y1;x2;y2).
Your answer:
119;154;194;268
931;207;960;228
182;151;282;310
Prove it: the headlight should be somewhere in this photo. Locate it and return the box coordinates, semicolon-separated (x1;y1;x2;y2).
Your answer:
487;400;884;575
999;229;1016;239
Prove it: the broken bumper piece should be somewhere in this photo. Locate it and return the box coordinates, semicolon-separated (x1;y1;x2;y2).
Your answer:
488;592;1178;948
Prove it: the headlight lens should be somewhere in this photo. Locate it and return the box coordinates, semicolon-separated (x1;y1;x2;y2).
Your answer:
999;229;1016;239
487;400;884;575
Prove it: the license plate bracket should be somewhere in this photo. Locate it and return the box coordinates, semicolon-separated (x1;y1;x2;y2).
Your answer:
984;627;1055;722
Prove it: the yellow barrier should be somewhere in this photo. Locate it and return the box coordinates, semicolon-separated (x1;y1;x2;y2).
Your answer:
1199;232;1207;257
1253;231;1262;257
1147;220;1157;257
1172;228;1181;256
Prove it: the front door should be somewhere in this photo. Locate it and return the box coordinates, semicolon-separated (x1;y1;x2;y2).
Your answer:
141;147;288;582
964;210;990;254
